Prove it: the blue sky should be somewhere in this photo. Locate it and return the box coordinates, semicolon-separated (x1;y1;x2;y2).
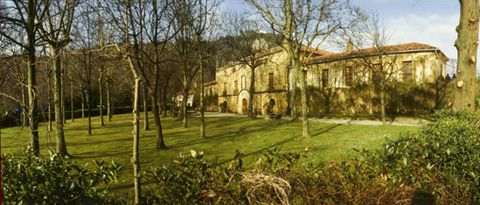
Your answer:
221;0;461;62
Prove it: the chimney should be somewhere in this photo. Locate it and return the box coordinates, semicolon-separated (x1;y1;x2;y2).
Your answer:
347;39;353;52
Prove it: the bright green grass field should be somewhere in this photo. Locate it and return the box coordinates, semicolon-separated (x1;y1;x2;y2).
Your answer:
1;113;419;191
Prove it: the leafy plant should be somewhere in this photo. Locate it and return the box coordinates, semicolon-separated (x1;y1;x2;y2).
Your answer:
146;150;245;205
358;110;480;203
2;149;121;204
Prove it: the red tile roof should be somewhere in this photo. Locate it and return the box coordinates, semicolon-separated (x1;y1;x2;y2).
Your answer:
309;42;448;64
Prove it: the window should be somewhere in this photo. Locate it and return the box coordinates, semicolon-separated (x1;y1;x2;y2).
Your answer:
322;69;329;87
344;66;353;86
402;61;413;82
372;64;382;83
268;73;274;91
223;82;227;96
234;80;238;94
241;75;246;90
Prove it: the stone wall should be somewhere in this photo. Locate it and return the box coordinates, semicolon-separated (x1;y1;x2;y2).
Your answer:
213;47;449;116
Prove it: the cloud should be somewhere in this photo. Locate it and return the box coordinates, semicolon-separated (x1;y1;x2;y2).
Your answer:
386;13;459;59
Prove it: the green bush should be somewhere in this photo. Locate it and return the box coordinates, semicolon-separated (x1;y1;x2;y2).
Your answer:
358;110;480;203
2;150;121;204
146;150;245;205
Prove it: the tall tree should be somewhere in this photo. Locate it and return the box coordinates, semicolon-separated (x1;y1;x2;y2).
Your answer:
105;0;144;201
142;82;149;130
39;0;78;156
246;0;351;137
0;0;49;155
225;14;272;118
104;0;172;201
342;13;396;124
453;0;479;111
171;0;217;129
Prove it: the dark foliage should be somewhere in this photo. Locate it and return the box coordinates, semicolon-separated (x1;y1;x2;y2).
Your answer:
2;150;121;204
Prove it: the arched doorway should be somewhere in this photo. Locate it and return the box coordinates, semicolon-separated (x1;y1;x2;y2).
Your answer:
221;101;228;113
242;98;248;114
237;90;250;114
267;99;275;114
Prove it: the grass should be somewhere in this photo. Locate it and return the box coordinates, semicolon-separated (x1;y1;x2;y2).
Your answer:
1;112;419;191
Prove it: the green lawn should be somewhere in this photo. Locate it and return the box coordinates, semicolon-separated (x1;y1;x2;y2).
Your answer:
1;113;419;191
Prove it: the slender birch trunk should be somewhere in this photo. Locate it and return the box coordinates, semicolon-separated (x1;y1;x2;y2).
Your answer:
70;78;74;122
106;78;112;121
27;43;39;155
86;53;92;135
182;84;188;128
289;58;298;120
48;68;53;132
52;47;68;156
299;68;310;138
200;57;205;138
131;77;142;204
61;62;66;125
99;73;104;126
81;90;85;118
143;82;149;130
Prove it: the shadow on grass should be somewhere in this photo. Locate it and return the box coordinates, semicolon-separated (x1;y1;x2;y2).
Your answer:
311;124;343;137
169;120;292;149
66;133;155;146
214;135;299;166
73;149;132;159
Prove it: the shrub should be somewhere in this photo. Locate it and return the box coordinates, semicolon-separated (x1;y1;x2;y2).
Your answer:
136;110;479;204
2;150;121;204
358;110;480;204
146;150;245;205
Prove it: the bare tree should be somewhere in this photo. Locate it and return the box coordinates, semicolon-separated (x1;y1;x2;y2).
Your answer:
38;0;78;156
0;0;50;155
342;13;397;124
108;0;144;201
453;0;479;111
225;13;271;118
171;0;218;129
246;0;351;137
104;0;174;201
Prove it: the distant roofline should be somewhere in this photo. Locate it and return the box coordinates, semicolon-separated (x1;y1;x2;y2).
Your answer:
308;42;448;65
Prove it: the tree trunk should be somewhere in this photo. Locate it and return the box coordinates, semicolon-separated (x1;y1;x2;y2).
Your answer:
143;82;149;130
380;85;386;125
99;73;105;126
453;0;479;112
27;42;39;155
87;54;92;135
81;90;85;118
61;64;66;125
162;86;168;117
152;97;166;149
200;58;205;138
289;58;298;120
48;69;53;132
52;47;68;156
299;68;311;138
131;77;142;204
106;78;112;121
182;87;188;128
248;67;255;118
70;78;74;122
21;87;27;126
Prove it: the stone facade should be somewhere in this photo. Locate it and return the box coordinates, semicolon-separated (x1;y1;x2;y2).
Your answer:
205;42;449;116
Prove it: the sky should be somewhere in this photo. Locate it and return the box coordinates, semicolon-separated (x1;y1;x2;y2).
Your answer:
221;0;462;68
